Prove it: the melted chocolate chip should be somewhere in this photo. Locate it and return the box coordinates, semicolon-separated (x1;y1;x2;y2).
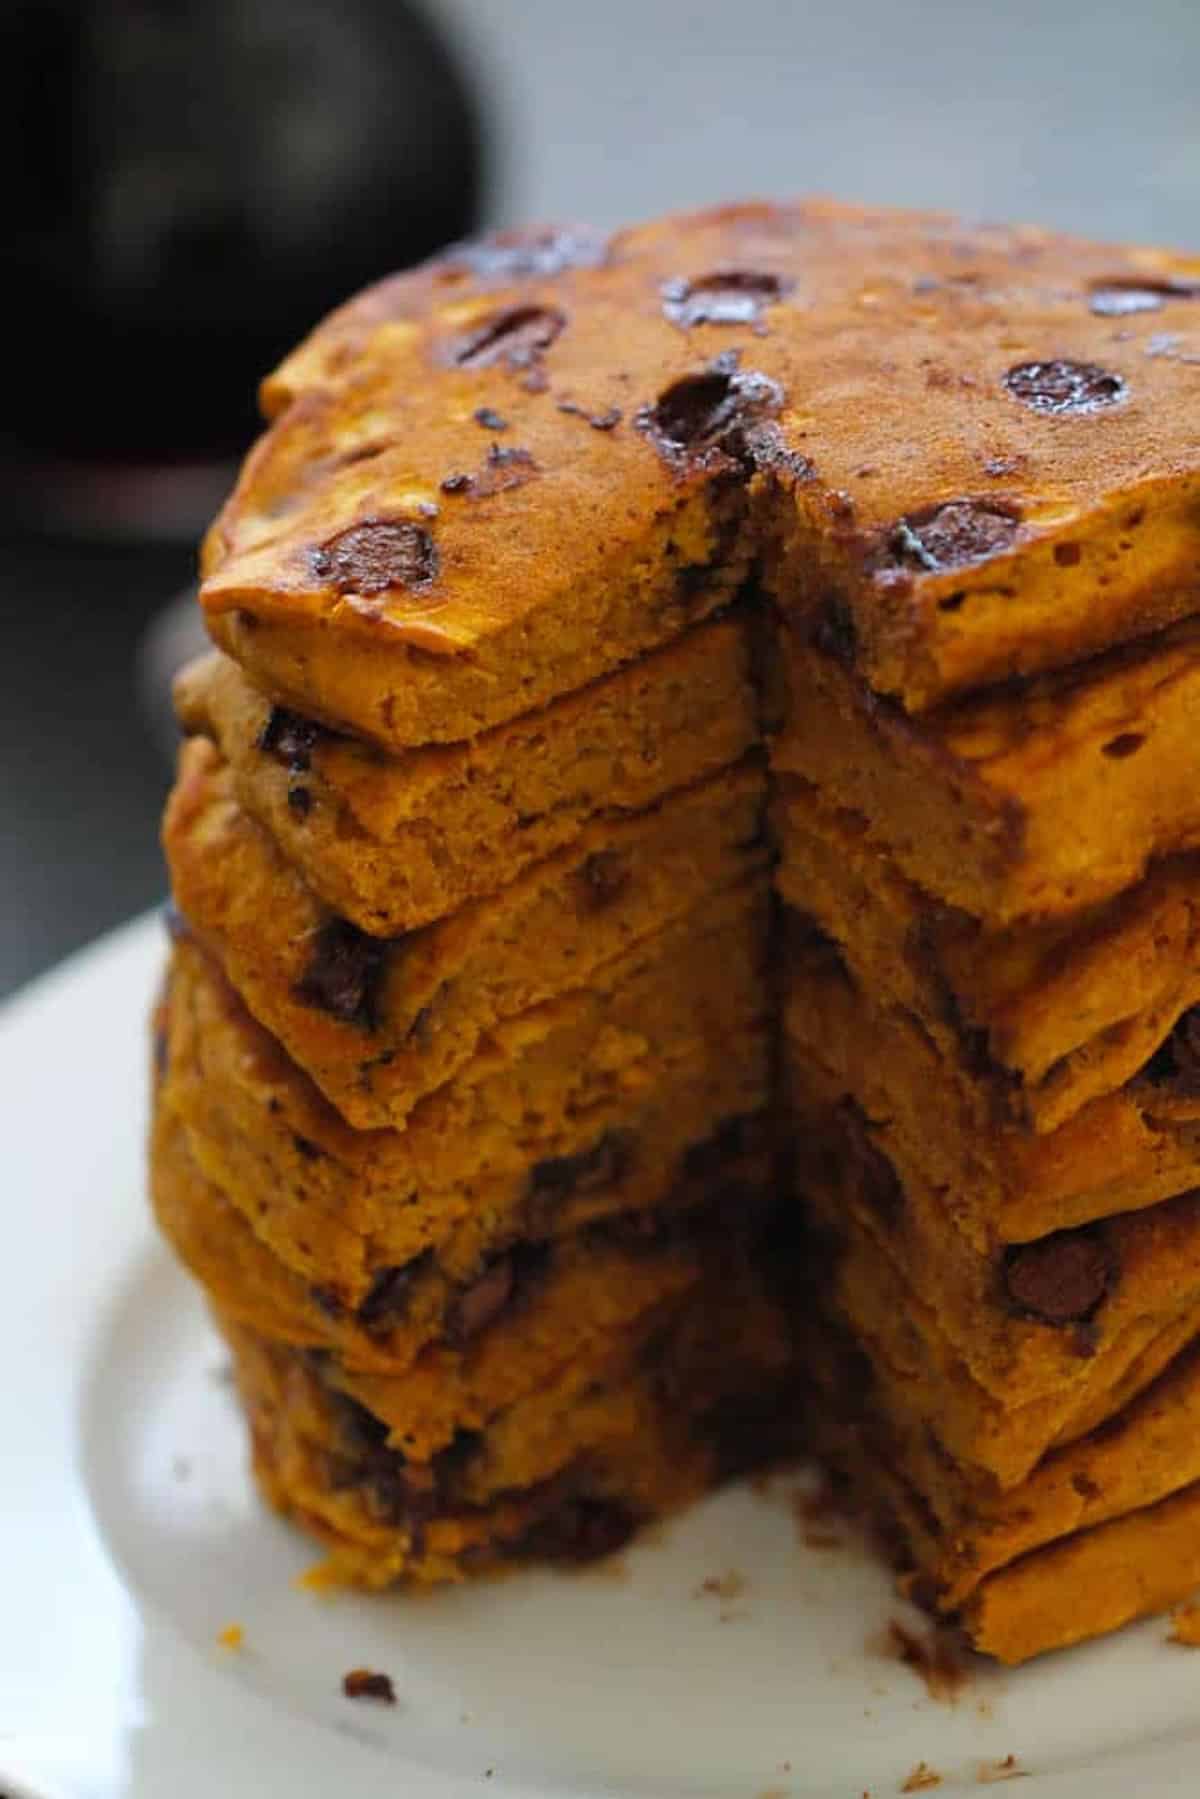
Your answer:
1088;276;1200;317
440;471;474;494
293;919;388;1029
311;519;438;596
520;1497;638;1563
452;305;566;371
356;1257;430;1332
529;1131;635;1209
342;1669;396;1704
580;849;630;907
473;406;508;430
557;399;623;430
292;1133;322;1161
1003;1230;1113;1326
446;226;610;283
1142;1006;1200;1092
461;442;540;498
287;785;312;818
1003;359;1127;416
258;706;323;773
1090;288;1167;318
444;1256;517;1347
879;500;1020;575
661;268;792;331
637;350;784;467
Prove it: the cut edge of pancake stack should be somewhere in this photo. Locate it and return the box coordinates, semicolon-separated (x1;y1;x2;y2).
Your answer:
153;197;1200;1660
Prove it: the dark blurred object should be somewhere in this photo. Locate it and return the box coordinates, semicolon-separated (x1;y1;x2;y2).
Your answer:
0;0;484;528
0;530;193;1000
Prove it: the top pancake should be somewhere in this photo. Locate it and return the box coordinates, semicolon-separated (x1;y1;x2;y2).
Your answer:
200;199;1200;743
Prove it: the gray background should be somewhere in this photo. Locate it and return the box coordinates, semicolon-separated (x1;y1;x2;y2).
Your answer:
3;0;1198;998
440;0;1200;243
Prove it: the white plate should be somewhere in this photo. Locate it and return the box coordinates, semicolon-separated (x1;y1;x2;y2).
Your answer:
5;913;1200;1799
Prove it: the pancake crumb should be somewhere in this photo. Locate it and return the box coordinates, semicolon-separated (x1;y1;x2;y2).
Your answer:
216;1623;244;1650
697;1570;746;1601
901;1765;941;1792
1170;1602;1200;1645
977;1755;1027;1783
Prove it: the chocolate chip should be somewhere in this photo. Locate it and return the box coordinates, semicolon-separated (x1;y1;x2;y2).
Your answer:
311;520;438;596
738;420;816;482
520;1497;638;1563
446;226;609;283
981;453;1026;478
451;442;540;499
258;706;323;773
580;849;630;907
1053;541;1082;567
1143;333;1200;365
293;919;388;1029
1101;731;1144;758
1003;359;1127;415
444;1255;516;1347
287;785;312;818
292;1133;322;1161
557;398;623;431
1142;1006;1200;1092
1088;276;1200;317
661;269;792;331
637;350;785;468
452;305;566;371
342;1669;396;1704
356;1258;429;1332
473;406;508;430
879;500;1021;575
440;471;474;494
529;1131;635;1208
488;442;529;467
1003;1230;1113;1325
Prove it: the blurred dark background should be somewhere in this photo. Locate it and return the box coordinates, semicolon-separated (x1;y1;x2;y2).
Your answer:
2;0;1198;999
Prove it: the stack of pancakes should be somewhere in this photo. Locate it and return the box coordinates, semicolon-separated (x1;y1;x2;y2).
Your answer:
153;199;1200;1656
